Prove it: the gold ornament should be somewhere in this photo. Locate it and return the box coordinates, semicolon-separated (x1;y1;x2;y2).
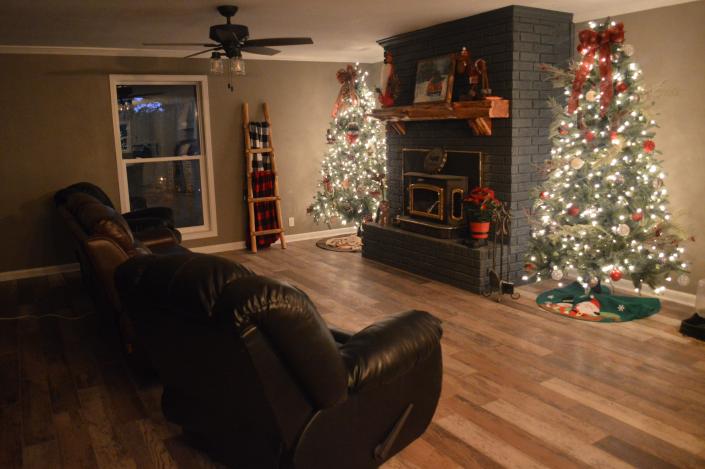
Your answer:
622;44;635;57
588;276;600;287
570;157;585;170
585;90;597;102
616;224;630;236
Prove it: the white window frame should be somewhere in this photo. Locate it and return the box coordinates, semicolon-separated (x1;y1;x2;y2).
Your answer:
108;74;217;240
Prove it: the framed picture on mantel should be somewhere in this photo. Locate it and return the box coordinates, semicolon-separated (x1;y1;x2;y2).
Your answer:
413;54;455;104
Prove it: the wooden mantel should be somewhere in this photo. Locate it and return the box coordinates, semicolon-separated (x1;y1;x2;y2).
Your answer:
369;99;510;136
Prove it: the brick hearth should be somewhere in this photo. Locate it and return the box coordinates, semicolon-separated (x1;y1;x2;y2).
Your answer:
363;5;572;292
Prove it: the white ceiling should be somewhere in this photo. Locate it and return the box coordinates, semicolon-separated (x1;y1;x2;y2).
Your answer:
0;0;692;62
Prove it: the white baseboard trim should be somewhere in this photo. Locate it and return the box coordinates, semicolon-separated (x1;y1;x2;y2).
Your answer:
192;227;357;252
190;241;247;254
0;228;357;282
545;270;697;308
273;226;357;244
0;262;80;282
611;279;695;307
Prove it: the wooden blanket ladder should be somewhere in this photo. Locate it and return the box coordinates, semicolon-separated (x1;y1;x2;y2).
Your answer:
242;102;286;253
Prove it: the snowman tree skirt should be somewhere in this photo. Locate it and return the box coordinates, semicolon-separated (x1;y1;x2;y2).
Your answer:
536;282;660;322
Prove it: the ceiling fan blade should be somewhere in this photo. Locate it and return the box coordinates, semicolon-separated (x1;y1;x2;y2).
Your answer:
184;47;222;59
241;46;281;56
244;37;313;47
143;43;220;47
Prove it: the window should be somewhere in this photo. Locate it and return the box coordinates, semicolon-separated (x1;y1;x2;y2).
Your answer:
109;75;217;239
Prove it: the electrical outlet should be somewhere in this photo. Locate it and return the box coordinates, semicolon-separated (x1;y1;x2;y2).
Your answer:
288;217;295;227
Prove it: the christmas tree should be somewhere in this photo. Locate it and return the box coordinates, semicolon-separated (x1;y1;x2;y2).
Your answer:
524;20;689;293
307;64;387;229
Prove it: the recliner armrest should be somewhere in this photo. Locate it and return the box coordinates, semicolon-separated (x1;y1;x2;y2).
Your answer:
340;310;442;393
125;216;168;232
133;226;180;248
123;206;175;225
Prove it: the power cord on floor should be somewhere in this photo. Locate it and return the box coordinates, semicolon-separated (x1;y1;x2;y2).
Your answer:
0;311;95;321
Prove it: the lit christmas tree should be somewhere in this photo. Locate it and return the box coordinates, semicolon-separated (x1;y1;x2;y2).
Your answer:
307;64;387;230
525;20;689;293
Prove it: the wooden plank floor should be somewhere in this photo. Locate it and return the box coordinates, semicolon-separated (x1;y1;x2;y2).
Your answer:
1;240;705;468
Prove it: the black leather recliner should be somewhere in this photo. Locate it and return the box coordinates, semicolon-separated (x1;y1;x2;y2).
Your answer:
115;253;443;469
54;181;181;241
54;185;189;369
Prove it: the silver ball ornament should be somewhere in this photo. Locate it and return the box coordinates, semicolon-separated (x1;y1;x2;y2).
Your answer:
677;274;690;286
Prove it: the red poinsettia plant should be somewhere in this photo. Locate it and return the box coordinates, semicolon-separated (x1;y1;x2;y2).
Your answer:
464;186;501;222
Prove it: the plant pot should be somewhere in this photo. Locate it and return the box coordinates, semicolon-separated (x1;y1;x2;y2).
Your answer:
469;221;490;239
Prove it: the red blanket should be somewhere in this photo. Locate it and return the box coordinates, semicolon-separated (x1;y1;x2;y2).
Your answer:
248;170;279;248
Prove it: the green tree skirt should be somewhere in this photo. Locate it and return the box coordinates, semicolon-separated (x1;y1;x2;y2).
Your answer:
536;282;660;322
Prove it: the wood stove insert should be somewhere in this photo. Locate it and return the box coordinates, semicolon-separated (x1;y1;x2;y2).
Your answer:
400;148;483;238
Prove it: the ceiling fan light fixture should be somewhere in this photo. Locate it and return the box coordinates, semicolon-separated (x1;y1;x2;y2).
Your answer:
231;56;246;76
209;51;224;75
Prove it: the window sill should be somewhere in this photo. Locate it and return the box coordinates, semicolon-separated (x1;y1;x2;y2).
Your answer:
181;228;219;241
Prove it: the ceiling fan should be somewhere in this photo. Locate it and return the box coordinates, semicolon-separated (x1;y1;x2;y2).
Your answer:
143;5;313;90
143;4;312;57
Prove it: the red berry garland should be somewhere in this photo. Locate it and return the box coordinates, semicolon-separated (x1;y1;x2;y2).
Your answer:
643;140;656;153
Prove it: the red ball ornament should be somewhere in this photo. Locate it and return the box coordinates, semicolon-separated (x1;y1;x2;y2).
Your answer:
610;131;619;142
525;263;536;273
631;212;644;222
567;206;580;217
539;191;549;200
615;82;628;94
610;269;623;282
559;127;569;136
643;140;656;153
585;130;595;142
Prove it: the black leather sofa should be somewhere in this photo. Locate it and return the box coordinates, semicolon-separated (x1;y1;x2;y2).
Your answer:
115;253;443;469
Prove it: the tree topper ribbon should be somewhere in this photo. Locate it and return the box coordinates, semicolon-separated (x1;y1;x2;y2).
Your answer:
331;65;359;117
568;22;625;117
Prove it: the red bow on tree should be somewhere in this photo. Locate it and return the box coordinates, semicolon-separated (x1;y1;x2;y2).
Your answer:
331;65;359;117
568;22;625;117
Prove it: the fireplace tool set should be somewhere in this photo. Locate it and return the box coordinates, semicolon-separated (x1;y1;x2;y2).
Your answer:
482;203;520;302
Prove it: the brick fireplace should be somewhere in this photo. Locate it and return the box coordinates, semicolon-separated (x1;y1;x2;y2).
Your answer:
363;6;573;293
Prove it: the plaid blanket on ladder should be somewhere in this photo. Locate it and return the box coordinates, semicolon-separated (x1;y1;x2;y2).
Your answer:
249;122;273;171
247;122;279;248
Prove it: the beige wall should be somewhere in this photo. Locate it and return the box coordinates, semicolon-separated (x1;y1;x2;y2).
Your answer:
578;1;705;294
0;54;374;272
